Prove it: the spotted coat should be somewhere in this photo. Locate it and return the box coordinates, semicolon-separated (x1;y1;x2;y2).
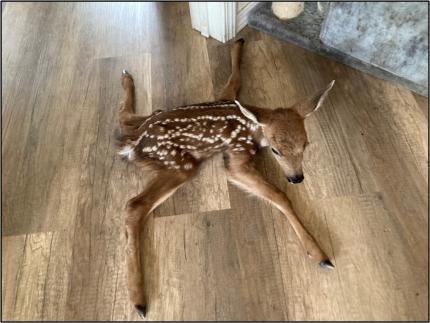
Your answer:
118;101;260;170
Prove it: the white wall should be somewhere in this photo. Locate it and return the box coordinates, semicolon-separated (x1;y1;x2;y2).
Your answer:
189;2;259;43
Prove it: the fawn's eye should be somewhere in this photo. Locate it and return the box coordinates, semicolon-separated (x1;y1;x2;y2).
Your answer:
271;147;281;156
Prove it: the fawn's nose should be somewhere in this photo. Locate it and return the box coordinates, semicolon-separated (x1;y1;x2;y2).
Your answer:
287;174;304;184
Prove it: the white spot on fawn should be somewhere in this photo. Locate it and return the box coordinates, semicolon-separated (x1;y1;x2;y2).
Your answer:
184;163;193;170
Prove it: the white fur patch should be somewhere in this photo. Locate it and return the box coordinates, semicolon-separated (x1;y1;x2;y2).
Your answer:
259;137;269;147
118;145;135;160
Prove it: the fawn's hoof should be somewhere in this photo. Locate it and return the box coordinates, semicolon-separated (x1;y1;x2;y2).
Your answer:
135;304;146;318
320;259;335;269
236;38;245;44
123;69;129;75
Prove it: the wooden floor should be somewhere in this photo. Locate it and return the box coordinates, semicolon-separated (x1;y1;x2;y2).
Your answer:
2;3;428;321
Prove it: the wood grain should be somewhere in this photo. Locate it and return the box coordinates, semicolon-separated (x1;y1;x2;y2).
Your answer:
413;93;428;120
2;2;428;321
2;231;72;320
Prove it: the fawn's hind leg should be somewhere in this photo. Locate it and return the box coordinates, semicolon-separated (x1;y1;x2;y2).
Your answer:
120;70;136;122
219;38;244;101
119;70;149;133
124;168;197;318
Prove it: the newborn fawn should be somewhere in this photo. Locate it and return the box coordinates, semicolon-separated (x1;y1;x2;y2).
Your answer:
116;39;335;318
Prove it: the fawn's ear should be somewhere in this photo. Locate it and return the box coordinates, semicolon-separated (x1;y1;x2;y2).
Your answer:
235;100;262;125
292;80;335;118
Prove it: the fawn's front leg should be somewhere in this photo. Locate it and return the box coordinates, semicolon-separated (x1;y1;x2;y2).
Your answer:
223;151;334;268
124;169;196;318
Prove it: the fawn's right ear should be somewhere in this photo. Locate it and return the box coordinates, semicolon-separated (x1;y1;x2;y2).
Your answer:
291;80;335;118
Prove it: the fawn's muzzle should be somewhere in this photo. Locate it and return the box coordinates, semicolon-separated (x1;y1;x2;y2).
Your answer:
287;174;304;184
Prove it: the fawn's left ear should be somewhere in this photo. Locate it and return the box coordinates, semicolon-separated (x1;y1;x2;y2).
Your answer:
292;80;335;118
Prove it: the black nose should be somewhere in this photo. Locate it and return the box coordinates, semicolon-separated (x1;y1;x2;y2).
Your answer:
287;174;304;184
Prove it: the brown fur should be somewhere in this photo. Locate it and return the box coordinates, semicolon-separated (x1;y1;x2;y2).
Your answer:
117;39;335;317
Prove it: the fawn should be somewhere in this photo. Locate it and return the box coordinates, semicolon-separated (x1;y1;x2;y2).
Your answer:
116;38;335;318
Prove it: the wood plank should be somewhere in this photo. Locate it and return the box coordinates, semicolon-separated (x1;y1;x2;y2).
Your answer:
2;51;96;236
2;231;72;321
1;3;151;69
146;207;287;321
320;194;427;320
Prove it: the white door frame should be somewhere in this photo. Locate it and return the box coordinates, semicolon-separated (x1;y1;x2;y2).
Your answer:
189;2;258;43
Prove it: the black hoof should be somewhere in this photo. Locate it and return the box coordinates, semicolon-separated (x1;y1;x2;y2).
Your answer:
123;69;128;75
237;38;245;44
320;259;335;269
135;304;146;318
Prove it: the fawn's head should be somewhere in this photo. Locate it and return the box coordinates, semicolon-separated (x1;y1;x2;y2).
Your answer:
238;81;335;184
